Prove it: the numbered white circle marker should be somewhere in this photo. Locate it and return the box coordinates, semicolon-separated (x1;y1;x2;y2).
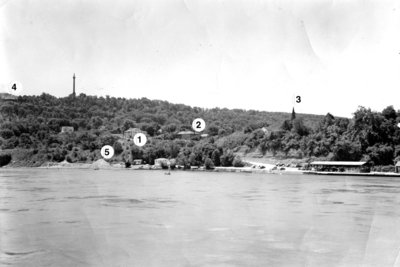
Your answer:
397;123;400;128
292;93;302;105
101;145;114;159
133;133;147;147
291;91;305;113
8;81;23;95
192;118;206;132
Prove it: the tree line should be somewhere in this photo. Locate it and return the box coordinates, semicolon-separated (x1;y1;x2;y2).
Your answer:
0;93;399;168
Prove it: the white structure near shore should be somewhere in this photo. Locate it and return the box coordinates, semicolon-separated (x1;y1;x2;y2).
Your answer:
124;128;144;139
310;161;367;173
154;158;169;167
60;126;74;133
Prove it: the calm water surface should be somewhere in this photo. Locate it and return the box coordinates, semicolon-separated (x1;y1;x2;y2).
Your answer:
1;169;400;267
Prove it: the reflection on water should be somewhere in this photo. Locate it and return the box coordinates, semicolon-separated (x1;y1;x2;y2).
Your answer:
1;169;400;266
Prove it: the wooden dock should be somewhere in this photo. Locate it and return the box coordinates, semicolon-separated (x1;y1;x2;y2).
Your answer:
303;171;400;177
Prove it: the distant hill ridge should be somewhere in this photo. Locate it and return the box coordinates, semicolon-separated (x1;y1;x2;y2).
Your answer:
0;93;18;100
1;93;399;169
0;93;325;132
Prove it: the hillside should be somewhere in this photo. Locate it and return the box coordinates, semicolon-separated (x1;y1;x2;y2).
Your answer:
0;93;399;169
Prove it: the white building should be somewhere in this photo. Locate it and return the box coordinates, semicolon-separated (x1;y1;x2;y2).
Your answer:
60;126;74;134
124;128;144;139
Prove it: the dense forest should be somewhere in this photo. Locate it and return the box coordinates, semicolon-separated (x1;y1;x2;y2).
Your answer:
1;93;400;170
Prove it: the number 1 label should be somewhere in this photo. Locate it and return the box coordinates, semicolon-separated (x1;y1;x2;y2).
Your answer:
133;133;147;147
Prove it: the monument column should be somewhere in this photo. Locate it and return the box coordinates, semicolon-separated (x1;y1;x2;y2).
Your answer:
73;73;76;97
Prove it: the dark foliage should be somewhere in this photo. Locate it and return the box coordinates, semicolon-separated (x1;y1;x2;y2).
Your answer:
0;154;12;167
1;95;399;167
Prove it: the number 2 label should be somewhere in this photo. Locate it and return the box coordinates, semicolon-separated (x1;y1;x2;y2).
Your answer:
192;118;206;132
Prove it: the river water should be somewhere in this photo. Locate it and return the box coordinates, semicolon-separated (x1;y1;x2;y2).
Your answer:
1;169;400;267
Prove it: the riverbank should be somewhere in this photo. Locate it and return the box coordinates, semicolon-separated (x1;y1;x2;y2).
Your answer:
32;159;293;174
5;158;400;177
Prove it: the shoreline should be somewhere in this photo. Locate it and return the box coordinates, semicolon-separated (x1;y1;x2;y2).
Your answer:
3;160;400;177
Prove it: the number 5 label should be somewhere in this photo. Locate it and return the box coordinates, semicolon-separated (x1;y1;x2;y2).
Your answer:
133;133;147;147
101;145;114;159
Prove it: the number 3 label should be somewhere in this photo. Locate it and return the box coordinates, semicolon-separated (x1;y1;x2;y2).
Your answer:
133;133;147;147
192;118;206;132
101;145;114;159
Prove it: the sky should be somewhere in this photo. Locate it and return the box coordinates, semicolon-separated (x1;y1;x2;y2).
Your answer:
1;0;400;117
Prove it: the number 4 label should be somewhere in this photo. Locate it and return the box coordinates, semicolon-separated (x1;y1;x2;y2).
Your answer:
8;81;23;95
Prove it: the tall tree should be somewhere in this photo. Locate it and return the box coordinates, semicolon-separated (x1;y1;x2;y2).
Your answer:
291;107;296;120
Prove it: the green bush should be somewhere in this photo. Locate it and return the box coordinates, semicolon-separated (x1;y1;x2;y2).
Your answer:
381;165;395;173
160;161;169;169
232;156;245;167
204;158;215;170
220;150;235;167
3;137;18;149
113;141;123;155
0;154;12;167
0;129;14;139
52;149;65;162
66;156;73;163
169;159;176;170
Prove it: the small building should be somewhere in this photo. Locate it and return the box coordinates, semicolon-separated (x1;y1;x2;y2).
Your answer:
133;159;143;165
177;131;195;139
60;126;74;134
309;161;367;173
200;133;209;138
396;162;400;173
124;128;144;139
0;93;17;101
154;158;169;167
111;134;123;139
261;127;269;134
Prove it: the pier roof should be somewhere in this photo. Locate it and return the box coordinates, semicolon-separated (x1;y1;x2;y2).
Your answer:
310;161;366;166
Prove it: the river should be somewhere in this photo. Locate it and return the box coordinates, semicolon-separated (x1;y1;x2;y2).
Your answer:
1;169;400;266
